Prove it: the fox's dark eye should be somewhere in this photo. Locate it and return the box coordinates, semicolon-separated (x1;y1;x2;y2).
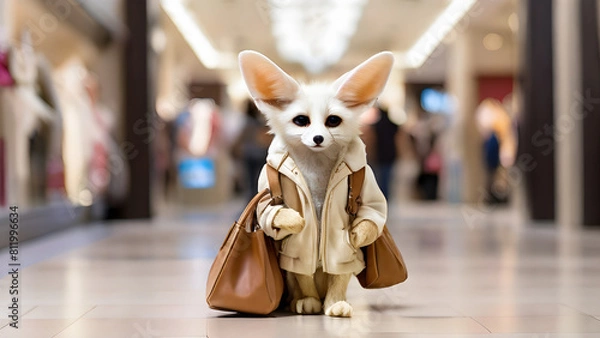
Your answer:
326;115;342;127
293;115;310;127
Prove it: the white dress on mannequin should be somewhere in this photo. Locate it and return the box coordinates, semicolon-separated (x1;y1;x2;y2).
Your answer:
3;32;55;207
54;58;103;205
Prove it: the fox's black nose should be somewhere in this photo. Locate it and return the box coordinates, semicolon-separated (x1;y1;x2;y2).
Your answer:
313;135;324;145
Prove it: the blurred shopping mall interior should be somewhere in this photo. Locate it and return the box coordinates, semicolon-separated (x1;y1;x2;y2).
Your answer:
1;0;600;336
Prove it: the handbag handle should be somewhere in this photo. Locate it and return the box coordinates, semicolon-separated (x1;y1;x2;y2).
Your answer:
266;165;284;205
346;167;366;220
237;188;271;232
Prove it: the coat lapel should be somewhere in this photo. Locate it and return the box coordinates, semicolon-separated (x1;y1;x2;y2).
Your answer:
328;163;352;191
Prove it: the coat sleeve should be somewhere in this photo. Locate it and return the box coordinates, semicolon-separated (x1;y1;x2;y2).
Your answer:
351;165;387;235
256;165;294;240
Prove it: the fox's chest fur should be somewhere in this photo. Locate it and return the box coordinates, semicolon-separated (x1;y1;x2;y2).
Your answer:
289;146;342;221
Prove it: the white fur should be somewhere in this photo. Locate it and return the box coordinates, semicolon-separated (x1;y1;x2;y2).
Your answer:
239;50;393;317
256;82;364;219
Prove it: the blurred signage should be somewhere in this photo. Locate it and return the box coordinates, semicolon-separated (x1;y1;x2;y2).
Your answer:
420;88;453;115
178;158;215;189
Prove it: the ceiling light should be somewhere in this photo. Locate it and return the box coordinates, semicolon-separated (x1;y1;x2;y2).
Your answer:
160;0;235;69
508;13;519;33
269;0;367;74
400;0;477;69
151;27;167;53
483;33;504;51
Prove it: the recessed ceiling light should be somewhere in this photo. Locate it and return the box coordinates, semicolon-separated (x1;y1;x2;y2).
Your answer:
400;0;477;69
508;13;519;33
400;0;476;68
483;33;504;51
151;27;167;53
160;0;235;69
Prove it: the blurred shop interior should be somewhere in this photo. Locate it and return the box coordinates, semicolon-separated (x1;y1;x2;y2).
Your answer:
0;0;599;246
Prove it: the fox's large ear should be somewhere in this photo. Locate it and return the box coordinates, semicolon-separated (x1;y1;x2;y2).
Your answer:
333;52;394;108
239;50;299;109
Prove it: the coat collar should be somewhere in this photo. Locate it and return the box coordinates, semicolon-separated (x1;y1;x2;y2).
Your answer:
266;135;367;173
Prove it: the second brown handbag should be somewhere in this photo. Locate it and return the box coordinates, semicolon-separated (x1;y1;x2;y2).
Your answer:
206;189;284;314
348;168;408;289
356;225;408;288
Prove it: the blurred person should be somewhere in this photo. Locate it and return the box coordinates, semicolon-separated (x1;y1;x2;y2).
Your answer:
362;105;399;200
410;111;442;200
175;99;220;157
359;107;377;164
231;99;272;199
419;135;442;200
476;98;516;204
172;99;222;192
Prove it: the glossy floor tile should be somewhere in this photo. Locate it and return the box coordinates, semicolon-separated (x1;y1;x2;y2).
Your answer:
1;200;600;337
0;319;76;338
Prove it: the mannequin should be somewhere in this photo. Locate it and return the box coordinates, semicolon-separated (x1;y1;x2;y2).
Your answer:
56;58;128;209
55;58;96;205
3;31;56;207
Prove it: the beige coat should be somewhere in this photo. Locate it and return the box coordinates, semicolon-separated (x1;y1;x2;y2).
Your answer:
257;137;387;276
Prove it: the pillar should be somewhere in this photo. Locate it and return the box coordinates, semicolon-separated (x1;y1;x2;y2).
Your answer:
553;0;582;228
519;0;555;221
122;0;151;218
580;0;600;226
446;30;484;203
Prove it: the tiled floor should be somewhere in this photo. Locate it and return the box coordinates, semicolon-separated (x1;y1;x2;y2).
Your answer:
1;199;600;337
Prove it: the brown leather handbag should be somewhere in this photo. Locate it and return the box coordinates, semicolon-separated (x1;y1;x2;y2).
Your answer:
348;168;408;289
206;188;284;314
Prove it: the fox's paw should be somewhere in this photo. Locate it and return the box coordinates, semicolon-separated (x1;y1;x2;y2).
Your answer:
324;301;353;317
273;208;305;234
350;220;379;248
291;297;322;315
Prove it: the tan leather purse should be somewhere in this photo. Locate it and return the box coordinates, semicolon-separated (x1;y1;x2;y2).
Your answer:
348;168;408;289
206;188;284;314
